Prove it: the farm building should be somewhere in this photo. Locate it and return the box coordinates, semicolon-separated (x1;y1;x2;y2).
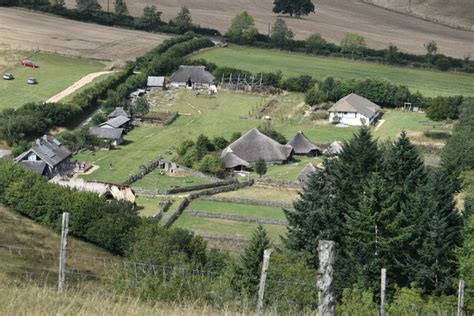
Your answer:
297;163;322;184
147;76;166;90
15;135;72;179
323;141;344;156
99;115;130;130
222;151;251;171
287;131;321;156
89;127;124;147
328;93;381;126
108;107;129;119
221;128;293;169
170;65;215;88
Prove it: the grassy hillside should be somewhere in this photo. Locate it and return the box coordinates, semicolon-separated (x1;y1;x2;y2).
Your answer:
0;205;116;287
0;52;105;109
192;46;474;97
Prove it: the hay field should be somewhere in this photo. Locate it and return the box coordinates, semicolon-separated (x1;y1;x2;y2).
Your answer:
0;8;169;62
63;0;474;58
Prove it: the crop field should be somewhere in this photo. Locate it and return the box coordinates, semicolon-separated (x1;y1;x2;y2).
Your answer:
76;90;447;185
63;0;474;58
193;46;474;97
0;8;169;62
0;52;105;109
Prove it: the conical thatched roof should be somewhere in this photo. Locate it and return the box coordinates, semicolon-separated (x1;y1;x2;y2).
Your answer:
222;152;250;169
170;66;215;84
297;163;320;183
322;141;344;156
287;131;321;155
222;128;293;164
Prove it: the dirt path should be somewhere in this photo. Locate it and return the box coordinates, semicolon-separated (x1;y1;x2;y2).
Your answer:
47;71;113;103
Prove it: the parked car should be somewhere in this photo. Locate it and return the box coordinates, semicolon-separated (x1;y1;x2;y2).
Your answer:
27;77;38;85
21;60;38;68
2;73;14;80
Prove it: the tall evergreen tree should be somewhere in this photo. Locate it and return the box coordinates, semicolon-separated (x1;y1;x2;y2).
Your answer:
231;225;271;296
173;7;193;32
411;169;463;294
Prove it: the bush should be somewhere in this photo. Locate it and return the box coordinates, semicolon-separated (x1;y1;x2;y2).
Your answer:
280;75;316;93
305;86;327;106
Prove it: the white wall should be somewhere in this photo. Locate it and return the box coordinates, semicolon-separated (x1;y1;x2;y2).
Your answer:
329;111;378;126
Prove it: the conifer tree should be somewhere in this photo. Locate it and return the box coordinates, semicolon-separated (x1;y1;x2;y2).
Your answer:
231;225;271;296
114;0;128;16
411;169;463;294
174;7;193;32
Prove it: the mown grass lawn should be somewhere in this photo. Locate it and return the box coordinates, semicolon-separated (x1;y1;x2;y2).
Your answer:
0;52;105;109
192;46;474;97
132;169;210;191
216;185;299;204
188;199;286;221
173;214;287;242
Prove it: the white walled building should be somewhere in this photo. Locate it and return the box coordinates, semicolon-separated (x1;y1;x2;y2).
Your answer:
328;93;381;126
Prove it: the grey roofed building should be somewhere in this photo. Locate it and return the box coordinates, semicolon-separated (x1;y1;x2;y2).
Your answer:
323;141;344;156
297;163;321;184
99;115;130;129
287;131;321;156
222;128;293;165
328;93;381;118
147;76;165;88
89;127;124;140
15;135;72;178
222;151;251;170
108;107;129;119
170;66;215;86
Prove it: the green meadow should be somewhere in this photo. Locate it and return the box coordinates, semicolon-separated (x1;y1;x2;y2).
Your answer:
192;45;474;97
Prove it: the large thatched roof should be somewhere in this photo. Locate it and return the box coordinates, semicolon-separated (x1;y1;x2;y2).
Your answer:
222;152;250;169
170;66;215;84
222;128;293;164
297;163;321;183
323;141;344;156
287;131;321;155
328;93;380;118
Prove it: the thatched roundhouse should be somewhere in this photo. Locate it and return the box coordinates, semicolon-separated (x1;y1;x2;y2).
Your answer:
323;141;344;156
297;163;322;184
222;152;250;171
170;65;215;88
221;128;293;169
287;131;321;157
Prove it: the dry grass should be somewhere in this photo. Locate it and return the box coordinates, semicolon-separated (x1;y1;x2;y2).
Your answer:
0;8;169;62
0;284;229;316
63;0;474;58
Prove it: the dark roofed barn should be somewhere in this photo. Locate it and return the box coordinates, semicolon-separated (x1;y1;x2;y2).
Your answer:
287;131;321;157
89;127;124;147
108;107;129;119
170;65;215;88
15;135;72;179
99;115;130;129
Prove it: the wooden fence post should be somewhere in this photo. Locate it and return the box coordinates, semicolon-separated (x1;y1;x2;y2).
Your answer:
457;279;465;316
380;268;387;316
317;240;336;316
256;248;273;316
58;212;69;293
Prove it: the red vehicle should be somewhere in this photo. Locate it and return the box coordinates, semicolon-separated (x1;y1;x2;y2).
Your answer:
21;60;39;68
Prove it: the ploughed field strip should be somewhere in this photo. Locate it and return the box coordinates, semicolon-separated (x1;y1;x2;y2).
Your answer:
192;46;474;97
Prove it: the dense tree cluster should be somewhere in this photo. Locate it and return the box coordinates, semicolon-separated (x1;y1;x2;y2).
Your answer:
272;0;315;17
286;128;465;296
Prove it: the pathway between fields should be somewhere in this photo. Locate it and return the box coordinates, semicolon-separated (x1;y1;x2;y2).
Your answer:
47;71;113;103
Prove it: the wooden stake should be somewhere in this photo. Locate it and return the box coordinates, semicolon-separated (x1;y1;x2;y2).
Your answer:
317;240;336;316
256;248;273;316
58;212;69;293
457;279;465;316
380;268;386;316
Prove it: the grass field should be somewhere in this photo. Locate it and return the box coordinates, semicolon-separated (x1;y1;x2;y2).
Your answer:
60;72;113;103
173;214;287;242
188;200;286;221
192;46;474;97
0;206;115;287
0;52;105;109
132;170;211;191
216;186;300;204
